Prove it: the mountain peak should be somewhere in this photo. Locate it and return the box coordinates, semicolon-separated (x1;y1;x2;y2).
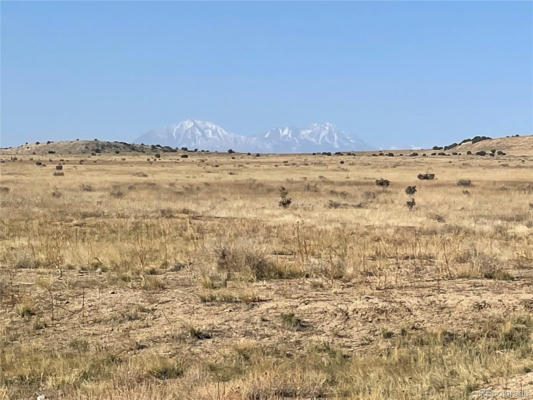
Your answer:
310;122;335;129
175;119;219;130
179;119;197;129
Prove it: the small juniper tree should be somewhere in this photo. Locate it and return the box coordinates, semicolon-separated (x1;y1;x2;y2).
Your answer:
405;185;416;195
375;178;390;190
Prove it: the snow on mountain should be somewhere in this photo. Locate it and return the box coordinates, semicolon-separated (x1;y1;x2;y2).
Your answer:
135;120;370;153
258;122;370;153
135;120;257;152
256;127;304;153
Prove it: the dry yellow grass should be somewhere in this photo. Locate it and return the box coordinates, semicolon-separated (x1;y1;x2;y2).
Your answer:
0;143;532;399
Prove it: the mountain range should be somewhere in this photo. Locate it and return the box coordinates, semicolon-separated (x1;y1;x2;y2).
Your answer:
135;120;370;153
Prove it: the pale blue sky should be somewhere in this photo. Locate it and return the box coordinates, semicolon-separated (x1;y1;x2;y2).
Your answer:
1;1;532;148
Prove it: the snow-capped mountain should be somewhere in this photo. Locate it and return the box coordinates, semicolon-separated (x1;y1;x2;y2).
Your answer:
135;120;370;153
256;122;370;153
136;120;258;152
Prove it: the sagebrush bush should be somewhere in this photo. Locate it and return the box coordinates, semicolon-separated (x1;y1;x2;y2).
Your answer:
279;186;292;208
375;178;390;188
216;247;299;281
457;179;472;187
110;185;125;198
417;173;435;180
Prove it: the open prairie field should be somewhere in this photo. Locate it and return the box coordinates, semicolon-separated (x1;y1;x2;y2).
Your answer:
1;145;532;399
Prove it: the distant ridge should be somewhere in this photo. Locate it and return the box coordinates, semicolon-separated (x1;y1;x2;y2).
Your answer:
0;140;160;155
2;134;531;156
451;135;533;155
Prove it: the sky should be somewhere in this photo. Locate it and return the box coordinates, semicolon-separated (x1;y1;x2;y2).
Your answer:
1;1;532;149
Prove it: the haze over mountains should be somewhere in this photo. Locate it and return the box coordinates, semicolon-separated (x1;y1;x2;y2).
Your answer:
135;120;371;153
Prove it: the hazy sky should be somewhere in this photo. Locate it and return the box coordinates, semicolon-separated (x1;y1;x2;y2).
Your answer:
1;1;532;148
